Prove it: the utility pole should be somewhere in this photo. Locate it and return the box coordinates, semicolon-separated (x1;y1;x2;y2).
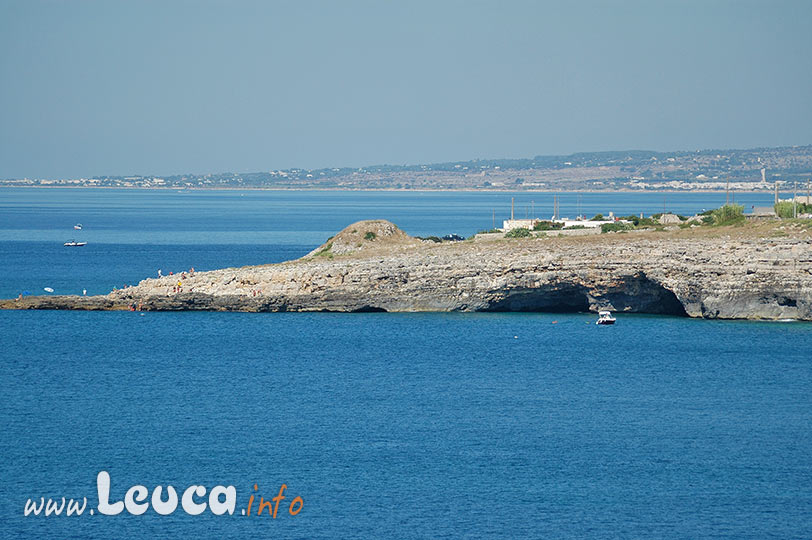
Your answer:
531;200;534;220
726;179;730;205
775;181;779;205
794;180;798;218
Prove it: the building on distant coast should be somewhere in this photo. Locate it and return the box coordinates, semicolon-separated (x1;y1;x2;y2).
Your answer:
501;216;621;231
747;207;777;219
499;197;627;231
501;219;538;230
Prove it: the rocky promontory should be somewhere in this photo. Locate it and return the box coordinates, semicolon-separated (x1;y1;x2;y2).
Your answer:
3;219;812;320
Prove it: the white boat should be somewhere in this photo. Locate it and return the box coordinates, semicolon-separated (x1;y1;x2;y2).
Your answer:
596;311;616;325
64;240;87;247
74;223;82;230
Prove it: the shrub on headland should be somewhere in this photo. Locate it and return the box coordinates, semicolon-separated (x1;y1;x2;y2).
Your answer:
533;221;564;231
601;222;634;233
774;201;812;218
314;243;334;258
505;227;533;238
710;204;744;226
617;215;658;227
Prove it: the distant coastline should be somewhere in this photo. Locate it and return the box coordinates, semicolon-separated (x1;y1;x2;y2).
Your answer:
0;185;779;194
3;144;811;192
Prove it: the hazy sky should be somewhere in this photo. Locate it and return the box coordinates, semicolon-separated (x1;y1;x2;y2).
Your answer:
1;0;811;178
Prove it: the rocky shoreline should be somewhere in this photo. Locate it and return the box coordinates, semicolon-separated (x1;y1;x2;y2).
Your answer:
2;220;812;320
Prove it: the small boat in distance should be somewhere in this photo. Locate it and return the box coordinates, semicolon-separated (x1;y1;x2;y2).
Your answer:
74;223;82;230
64;240;87;247
596;311;616;325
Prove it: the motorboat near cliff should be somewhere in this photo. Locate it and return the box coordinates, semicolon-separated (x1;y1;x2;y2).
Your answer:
74;223;82;230
596;311;616;325
64;240;87;247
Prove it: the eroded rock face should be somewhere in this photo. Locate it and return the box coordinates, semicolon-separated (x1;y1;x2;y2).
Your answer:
3;221;812;320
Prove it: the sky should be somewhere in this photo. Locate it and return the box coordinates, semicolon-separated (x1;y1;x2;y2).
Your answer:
1;0;811;178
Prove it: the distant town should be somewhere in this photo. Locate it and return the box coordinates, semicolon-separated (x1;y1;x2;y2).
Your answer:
3;144;812;191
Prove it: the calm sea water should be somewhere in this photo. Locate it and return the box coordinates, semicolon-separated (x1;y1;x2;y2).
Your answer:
1;188;810;539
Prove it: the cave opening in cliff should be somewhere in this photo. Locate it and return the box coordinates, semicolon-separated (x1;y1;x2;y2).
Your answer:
482;284;591;313
610;274;689;317
481;277;689;317
352;305;387;313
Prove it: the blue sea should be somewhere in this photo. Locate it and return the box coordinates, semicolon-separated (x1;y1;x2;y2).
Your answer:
1;188;811;539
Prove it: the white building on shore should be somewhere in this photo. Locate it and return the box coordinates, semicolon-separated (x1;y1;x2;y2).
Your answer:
501;215;623;231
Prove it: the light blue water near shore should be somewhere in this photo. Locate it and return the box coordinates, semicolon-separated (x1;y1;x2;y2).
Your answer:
1;188;811;539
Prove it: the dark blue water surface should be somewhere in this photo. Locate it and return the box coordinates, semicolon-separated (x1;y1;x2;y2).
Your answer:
1;188;810;539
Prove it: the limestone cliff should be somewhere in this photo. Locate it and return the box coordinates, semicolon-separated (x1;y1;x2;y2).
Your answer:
3;220;812;320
